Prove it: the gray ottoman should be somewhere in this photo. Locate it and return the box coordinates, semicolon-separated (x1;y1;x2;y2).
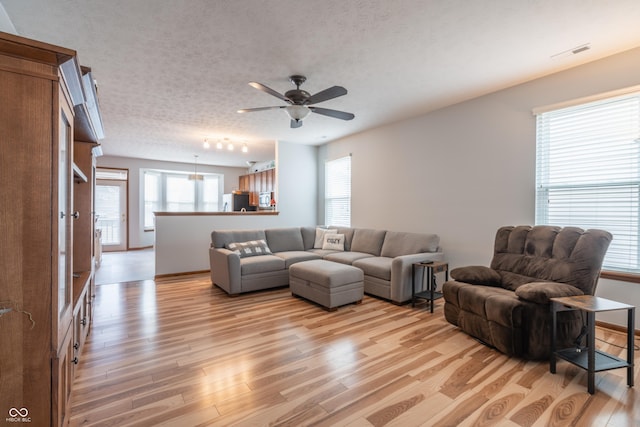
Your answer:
289;260;364;311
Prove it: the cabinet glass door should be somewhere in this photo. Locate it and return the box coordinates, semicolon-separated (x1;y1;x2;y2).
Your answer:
58;107;72;315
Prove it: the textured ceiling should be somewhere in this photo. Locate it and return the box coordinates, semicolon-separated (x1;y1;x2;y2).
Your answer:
3;0;640;167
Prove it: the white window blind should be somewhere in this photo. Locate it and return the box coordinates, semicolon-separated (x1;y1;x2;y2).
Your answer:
325;155;351;227
535;92;640;272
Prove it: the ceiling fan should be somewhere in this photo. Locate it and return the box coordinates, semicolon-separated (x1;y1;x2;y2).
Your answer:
238;75;355;128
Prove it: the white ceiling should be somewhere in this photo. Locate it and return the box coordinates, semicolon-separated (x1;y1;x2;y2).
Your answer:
3;0;640;167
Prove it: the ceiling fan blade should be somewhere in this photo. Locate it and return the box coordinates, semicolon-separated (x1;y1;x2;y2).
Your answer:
237;106;284;113
309;107;354;121
249;82;290;102
290;119;303;128
306;86;347;105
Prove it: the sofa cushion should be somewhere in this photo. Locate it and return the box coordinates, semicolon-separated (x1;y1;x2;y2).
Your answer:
240;255;285;275
515;282;584;304
484;292;524;328
212;229;265;248
301;227;317;250
314;227;338;248
227;239;272;258
265;227;304;253
307;248;341;257
322;233;345;251
273;251;322;268
457;285;515;317
350;228;387;256
352;256;392;281
380;231;439;257
324;251;374;265
328;227;355;251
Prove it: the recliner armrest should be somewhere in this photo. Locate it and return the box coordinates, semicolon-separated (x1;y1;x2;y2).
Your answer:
515;282;584;304
450;266;501;286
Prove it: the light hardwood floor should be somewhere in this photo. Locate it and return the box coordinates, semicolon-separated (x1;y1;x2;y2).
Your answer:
69;274;639;426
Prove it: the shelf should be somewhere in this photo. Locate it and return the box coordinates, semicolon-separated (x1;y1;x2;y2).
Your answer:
72;270;91;306
555;348;631;372
414;290;443;301
73;163;88;183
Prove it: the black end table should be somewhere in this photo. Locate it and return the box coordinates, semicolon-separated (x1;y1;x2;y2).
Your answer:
412;261;448;313
550;295;635;394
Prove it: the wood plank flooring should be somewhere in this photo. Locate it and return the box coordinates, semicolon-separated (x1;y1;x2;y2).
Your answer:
69;274;639;426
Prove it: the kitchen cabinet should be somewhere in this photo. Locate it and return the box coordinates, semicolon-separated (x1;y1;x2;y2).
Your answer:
0;31;103;426
238;168;276;206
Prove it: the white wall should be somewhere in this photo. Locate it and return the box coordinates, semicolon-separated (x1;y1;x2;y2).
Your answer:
319;47;640;329
274;140;318;227
96;155;248;248
0;4;16;34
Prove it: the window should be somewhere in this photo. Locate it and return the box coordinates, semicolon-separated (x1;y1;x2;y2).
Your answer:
142;169;222;229
535;91;640;273
325;155;351;227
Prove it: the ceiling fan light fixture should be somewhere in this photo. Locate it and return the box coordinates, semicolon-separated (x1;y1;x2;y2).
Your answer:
285;105;311;121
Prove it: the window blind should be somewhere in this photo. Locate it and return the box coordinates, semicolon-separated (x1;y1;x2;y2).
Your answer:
325;155;351;227
535;92;640;272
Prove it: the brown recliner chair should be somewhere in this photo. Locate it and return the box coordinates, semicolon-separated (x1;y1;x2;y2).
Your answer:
442;225;612;359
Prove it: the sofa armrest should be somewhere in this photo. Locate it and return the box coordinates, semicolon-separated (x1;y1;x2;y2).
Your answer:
209;247;242;294
390;252;445;303
450;266;501;286
515;282;584;304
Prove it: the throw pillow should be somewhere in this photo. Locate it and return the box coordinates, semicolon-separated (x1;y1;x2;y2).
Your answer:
322;233;345;251
314;227;337;249
227;239;272;258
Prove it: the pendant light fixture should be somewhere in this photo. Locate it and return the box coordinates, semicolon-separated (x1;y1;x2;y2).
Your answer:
188;155;203;181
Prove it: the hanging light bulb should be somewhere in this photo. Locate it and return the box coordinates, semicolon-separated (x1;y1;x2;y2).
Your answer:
203;138;210;149
242;143;248;153
216;140;223;149
227;143;234;151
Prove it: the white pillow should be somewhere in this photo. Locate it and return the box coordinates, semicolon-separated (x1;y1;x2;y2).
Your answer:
322;233;345;251
314;228;337;249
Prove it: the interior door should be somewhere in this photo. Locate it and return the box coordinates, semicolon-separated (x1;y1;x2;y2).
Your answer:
95;180;127;251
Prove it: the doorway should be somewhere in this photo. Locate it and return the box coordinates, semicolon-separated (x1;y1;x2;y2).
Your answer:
96;170;128;252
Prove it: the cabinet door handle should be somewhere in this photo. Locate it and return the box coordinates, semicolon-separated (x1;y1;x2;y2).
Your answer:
60;211;66;218
80;317;87;326
72;211;80;219
72;357;79;365
73;342;79;350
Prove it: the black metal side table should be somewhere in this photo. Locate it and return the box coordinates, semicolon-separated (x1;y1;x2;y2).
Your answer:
412;261;448;313
550;295;635;394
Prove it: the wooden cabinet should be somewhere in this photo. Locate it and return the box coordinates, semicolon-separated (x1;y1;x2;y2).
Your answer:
0;32;103;427
238;168;276;206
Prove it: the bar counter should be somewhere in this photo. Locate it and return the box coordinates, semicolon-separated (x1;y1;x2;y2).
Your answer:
153;210;281;277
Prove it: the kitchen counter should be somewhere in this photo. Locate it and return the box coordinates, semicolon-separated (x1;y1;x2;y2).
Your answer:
154;211;279;216
153;210;282;277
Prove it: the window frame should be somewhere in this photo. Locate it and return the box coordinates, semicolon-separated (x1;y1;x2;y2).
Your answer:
324;155;352;227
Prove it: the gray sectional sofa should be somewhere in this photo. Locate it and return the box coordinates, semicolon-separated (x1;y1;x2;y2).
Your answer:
209;226;443;304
